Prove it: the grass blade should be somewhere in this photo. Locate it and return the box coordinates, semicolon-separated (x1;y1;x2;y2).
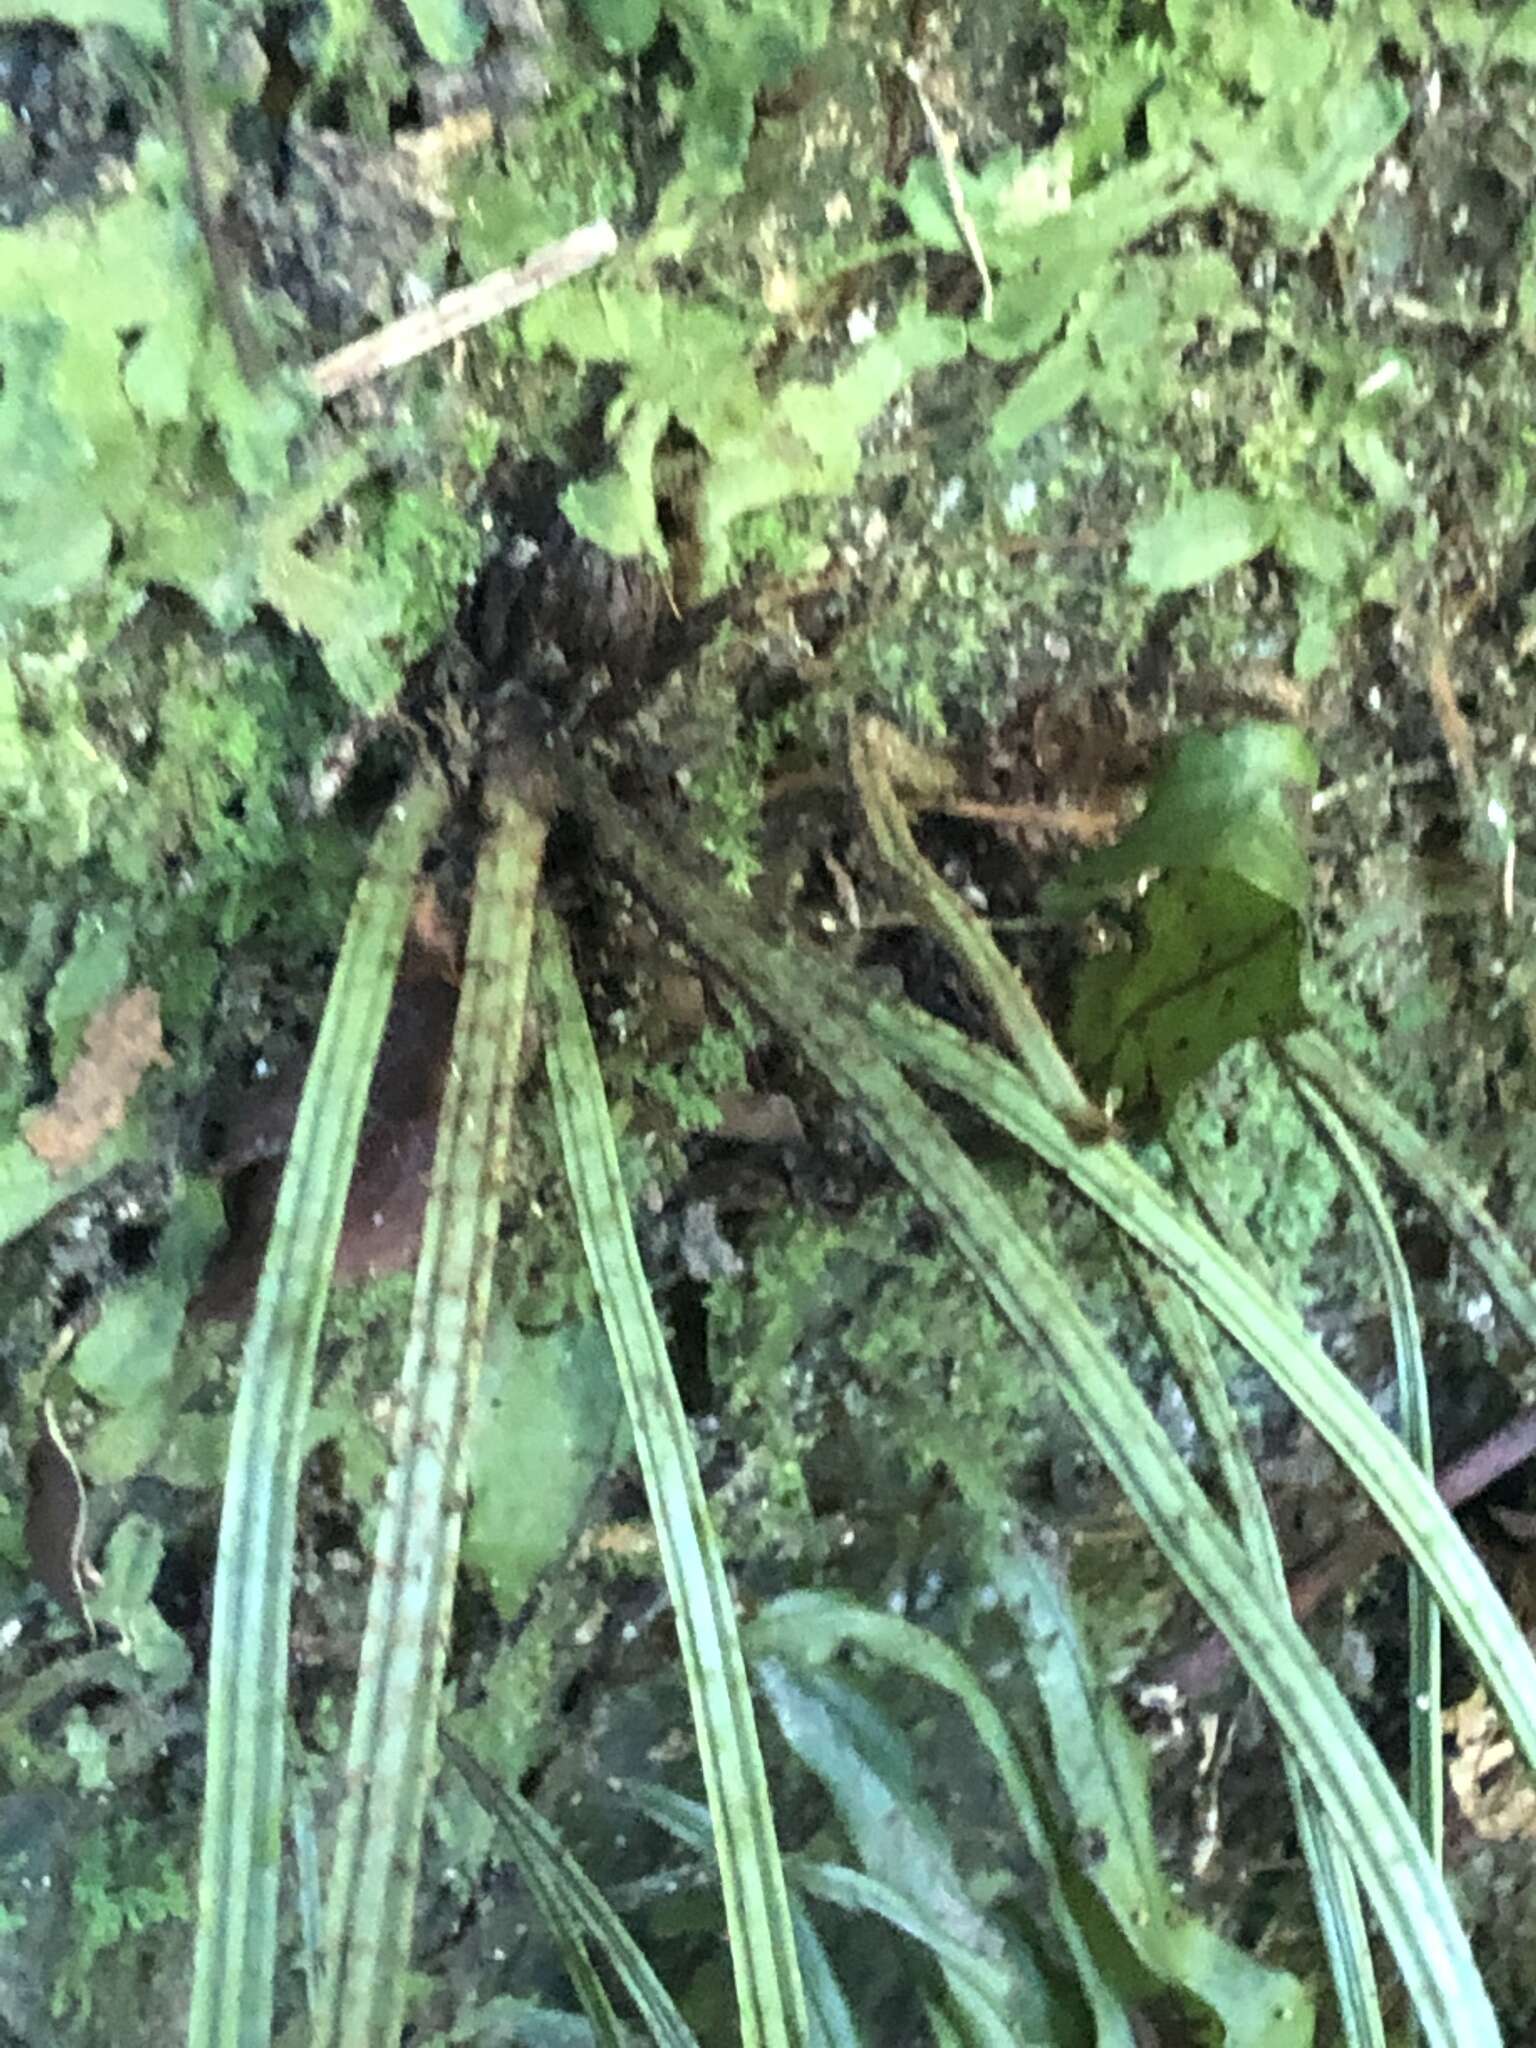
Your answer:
1283;1030;1536;1360
1290;1076;1442;1873
290;1762;325;2018
1131;1251;1382;2048
571;777;1499;2048
315;772;546;2048
536;909;807;2048
444;1731;699;2048
189;775;446;2048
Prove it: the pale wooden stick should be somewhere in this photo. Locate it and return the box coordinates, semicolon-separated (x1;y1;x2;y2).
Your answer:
903;59;993;322
307;219;619;399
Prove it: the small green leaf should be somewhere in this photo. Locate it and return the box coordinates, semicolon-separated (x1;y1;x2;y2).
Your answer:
987;337;1090;453
561;399;669;564
1054;724;1319;1128
900;142;1073;257
399;0;482;65
1127;487;1275;594
258;543;405;712
462;1316;624;1620
70;1180;224;1407
0;0;167;48
44;912;134;1079
575;0;660;52
94;1514;193;1689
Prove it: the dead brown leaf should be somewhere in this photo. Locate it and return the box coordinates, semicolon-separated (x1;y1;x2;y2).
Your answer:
1446;1685;1536;1843
22;987;169;1176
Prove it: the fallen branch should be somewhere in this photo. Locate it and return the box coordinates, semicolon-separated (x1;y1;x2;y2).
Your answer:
307;219;618;399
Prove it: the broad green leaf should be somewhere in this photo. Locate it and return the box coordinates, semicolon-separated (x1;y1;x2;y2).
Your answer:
462;1315;624;1620
1056;724;1319;1126
399;0;482;65
996;1542;1312;2048
1057;723;1320;914
1126;488;1275;594
1069;867;1309;1131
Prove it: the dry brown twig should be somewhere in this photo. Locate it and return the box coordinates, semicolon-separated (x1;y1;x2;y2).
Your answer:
307;219;619;399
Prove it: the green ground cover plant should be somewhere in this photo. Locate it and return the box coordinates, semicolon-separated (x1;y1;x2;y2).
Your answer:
10;0;1536;2042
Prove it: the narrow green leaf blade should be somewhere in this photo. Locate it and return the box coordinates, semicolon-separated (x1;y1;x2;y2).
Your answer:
876;998;1536;1810
316;774;546;2048
1131;1243;1381;2048
190;775;447;2048
750;1591;1138;2048
995;1541;1314;2048
445;1732;700;2048
1293;1074;1442;1872
570;779;1499;2048
1282;1029;1536;1362
537;910;808;2048
755;1660;1058;2048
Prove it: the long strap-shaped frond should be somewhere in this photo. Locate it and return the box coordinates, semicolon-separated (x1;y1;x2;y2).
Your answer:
1132;1253;1383;2048
1283;1029;1536;1359
314;772;546;2048
536;910;808;2048
191;776;446;2048
570;773;1499;2048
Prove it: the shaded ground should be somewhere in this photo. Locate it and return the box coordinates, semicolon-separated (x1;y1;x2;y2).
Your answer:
7;0;1536;2039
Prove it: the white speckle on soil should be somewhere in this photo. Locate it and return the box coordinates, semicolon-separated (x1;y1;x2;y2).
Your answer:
1005;478;1038;525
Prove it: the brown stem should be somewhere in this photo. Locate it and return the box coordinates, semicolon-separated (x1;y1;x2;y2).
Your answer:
1153;1404;1536;1700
